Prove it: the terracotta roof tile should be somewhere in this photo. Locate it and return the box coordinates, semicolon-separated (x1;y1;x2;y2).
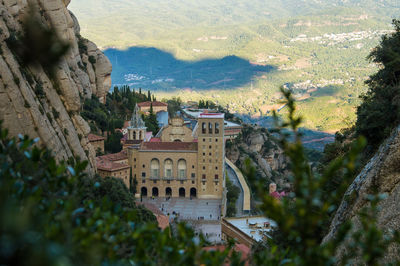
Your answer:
88;133;105;142
97;150;128;162
96;158;130;172
137;101;168;107
124;140;143;145
141;142;197;151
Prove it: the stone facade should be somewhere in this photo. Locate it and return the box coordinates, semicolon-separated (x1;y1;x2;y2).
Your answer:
97;160;131;188
160;117;194;142
88;134;105;153
129;113;225;199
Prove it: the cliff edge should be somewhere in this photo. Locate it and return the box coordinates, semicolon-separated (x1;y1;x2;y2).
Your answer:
323;124;400;262
0;0;112;172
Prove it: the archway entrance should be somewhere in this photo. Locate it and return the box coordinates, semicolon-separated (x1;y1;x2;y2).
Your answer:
141;187;147;197
152;187;159;197
166;187;172;197
190;188;197;198
179;187;185;198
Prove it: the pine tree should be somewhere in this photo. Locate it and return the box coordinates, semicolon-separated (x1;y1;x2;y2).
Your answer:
147;90;151;101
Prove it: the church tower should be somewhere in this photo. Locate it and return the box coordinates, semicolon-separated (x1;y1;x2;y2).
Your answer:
128;104;147;141
197;113;225;199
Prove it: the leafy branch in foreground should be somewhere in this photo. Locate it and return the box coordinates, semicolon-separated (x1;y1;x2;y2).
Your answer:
249;88;400;265
0;122;239;265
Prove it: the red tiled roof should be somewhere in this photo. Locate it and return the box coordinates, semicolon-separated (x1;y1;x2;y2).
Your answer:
96;158;130;172
141;142;198;151
150;137;161;142
124;140;143;145
88;133;105;142
137;101;168;107
97;150;127;162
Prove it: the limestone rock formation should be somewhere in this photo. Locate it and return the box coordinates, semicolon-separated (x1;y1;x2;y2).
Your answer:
323;124;400;262
0;0;112;173
226;126;290;189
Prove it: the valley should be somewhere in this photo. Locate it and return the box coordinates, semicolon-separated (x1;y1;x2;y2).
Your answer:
69;0;399;132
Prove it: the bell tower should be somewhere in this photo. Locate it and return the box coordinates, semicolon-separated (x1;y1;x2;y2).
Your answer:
197;113;225;199
128;104;147;141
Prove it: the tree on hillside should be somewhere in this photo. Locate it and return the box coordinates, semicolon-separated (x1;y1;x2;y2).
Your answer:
143;103;160;135
356;19;400;147
147;90;151;101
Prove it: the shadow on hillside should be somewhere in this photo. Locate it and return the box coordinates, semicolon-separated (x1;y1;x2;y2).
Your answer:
104;46;276;91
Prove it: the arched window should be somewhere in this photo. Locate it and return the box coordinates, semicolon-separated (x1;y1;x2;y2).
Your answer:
164;159;173;178
208;122;213;134
215;123;220;134
139;131;143;140
166;187;172;197
179;187;185;198
202;122;206;134
151;159;160;178
178;159;187;179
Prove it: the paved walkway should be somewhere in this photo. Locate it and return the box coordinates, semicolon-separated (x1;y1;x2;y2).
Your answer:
139;197;222;243
225;158;251;213
139;197;222;221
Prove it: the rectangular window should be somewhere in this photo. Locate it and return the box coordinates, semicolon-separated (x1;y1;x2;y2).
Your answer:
215;175;219;180
191;173;195;178
215;123;220;134
166;169;172;178
142;180;145;183
179;169;186;179
202;174;206;179
151;169;159;178
142;172;146;177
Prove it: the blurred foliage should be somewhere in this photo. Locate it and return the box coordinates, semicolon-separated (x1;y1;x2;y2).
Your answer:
0;122;238;265
247;88;400;265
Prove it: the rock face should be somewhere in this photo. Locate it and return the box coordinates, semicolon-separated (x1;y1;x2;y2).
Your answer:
226;126;290;189
0;0;112;173
323;125;400;262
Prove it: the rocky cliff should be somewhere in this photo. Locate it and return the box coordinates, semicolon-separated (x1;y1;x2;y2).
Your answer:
0;0;112;172
226;125;290;190
323;124;400;262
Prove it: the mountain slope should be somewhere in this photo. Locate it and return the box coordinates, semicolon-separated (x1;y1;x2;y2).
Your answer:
0;0;112;172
